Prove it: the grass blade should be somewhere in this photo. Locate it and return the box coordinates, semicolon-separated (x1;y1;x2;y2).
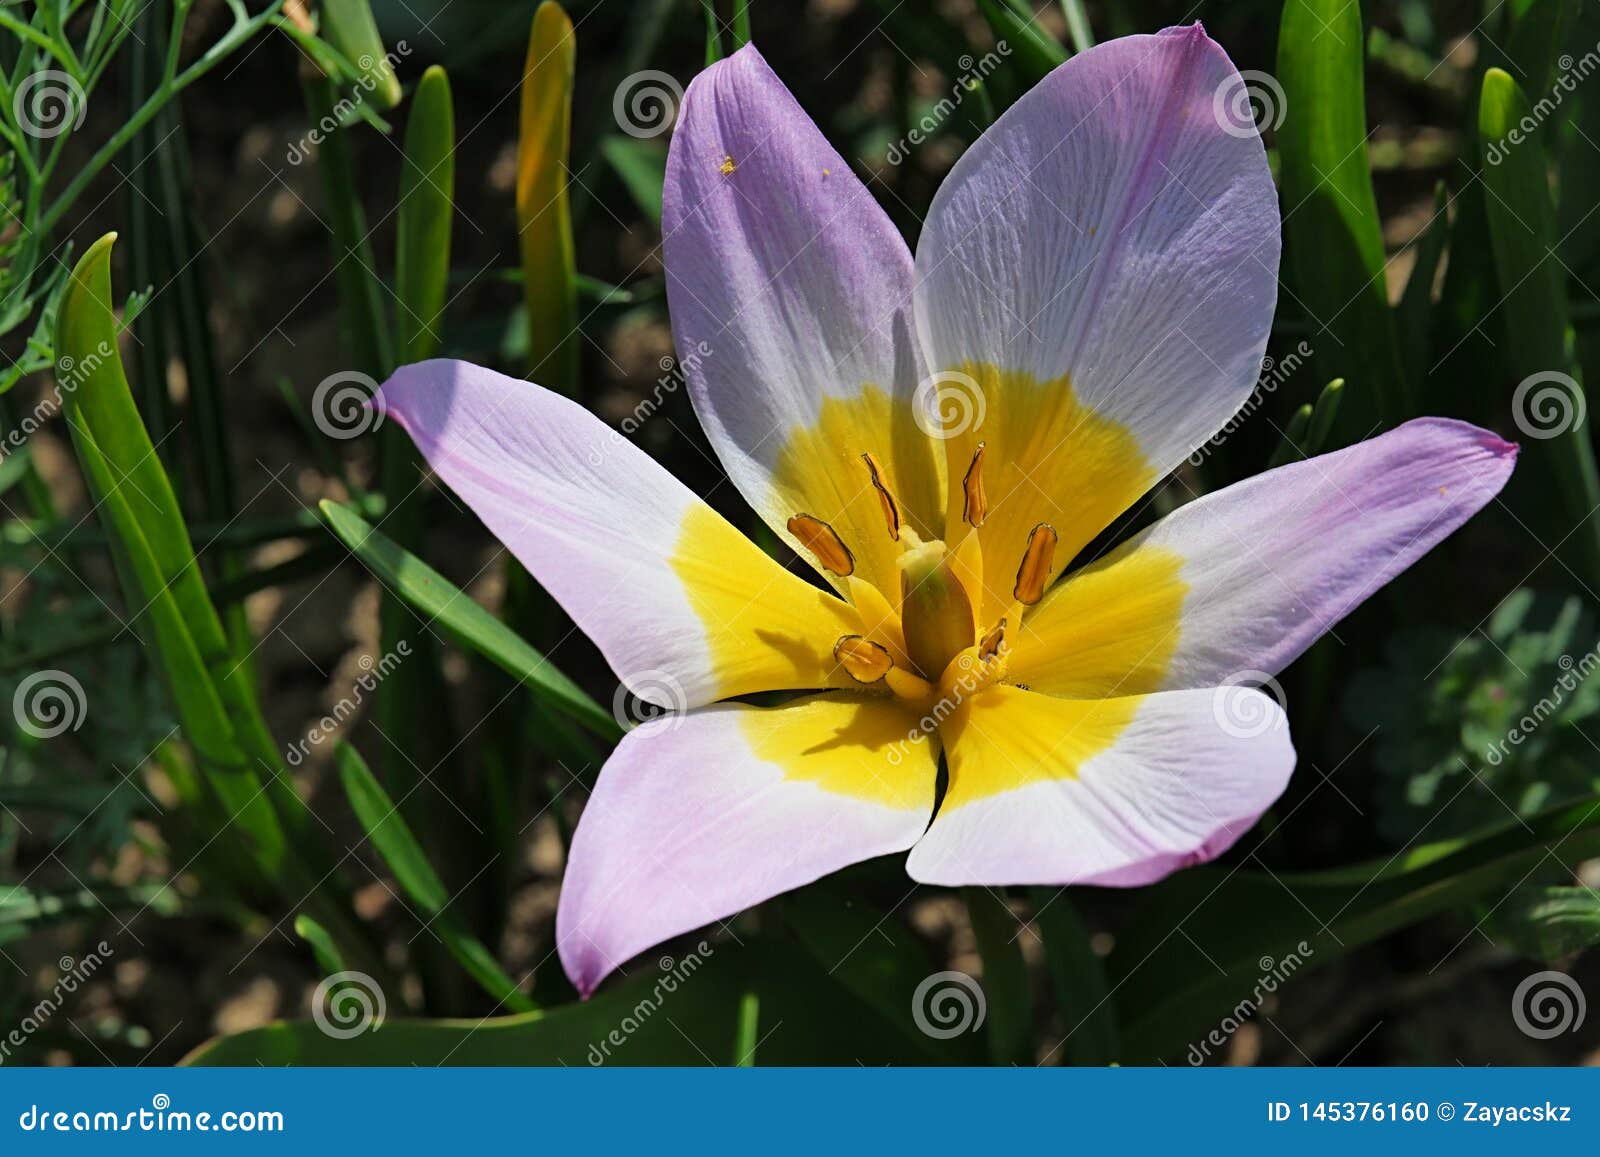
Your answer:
336;745;537;1012
319;500;622;741
1278;0;1411;432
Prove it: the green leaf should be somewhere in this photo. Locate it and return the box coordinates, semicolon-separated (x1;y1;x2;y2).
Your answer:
293;914;349;977
599;135;666;226
317;0;403;109
778;883;983;1063
1031;889;1118;1065
395;66;455;363
182;939;934;1065
517;1;580;395
1303;378;1346;455
336;745;537;1012
319;500;622;741
1109;794;1600;1061
1266;403;1314;469
963;887;1033;1065
1483;885;1600;962
1396;182;1450;390
56;236;375;972
1480;66;1600;583
305;78;394;376
1505;0;1577;99
0;884;182;946
701;0;723;65
1278;0;1411;432
976;0;1067;92
1059;0;1094;54
56;236;291;876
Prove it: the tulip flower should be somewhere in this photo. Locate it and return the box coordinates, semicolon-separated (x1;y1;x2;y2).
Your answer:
379;26;1515;995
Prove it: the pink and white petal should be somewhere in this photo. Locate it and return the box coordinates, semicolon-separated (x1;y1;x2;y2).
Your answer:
664;45;942;598
1010;418;1518;698
557;694;937;995
912;24;1280;615
905;685;1294;887
380;359;867;708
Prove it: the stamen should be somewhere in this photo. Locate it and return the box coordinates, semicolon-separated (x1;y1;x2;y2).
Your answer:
1012;523;1058;605
834;635;893;684
787;513;855;577
962;442;988;527
978;618;1007;663
861;452;901;541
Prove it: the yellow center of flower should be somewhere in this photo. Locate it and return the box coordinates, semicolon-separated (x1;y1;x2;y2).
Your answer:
783;446;1038;710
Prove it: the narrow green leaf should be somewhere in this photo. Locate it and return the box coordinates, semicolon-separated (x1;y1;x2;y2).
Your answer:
384;63;457;864
963;887;1033;1065
1278;0;1411;431
599;135;666;226
1303;377;1345;455
730;0;751;49
733;992;759;1065
517;2;580;395
1059;0;1094;53
1505;0;1577;98
395;66;455;363
701;0;723;65
1109;794;1600;1061
336;745;537;1012
1030;889;1118;1065
1266;403;1314;469
304;78;393;376
318;0;403;109
57;236;376;973
1480;66;1600;582
293;914;349;977
976;0;1067;90
1396;183;1450;391
319;500;622;740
